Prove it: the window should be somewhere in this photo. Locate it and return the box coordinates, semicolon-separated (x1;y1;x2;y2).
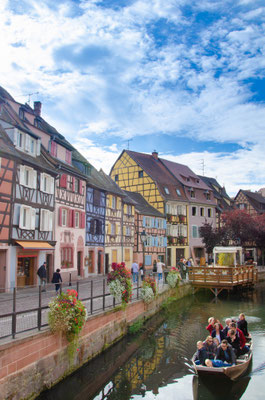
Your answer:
192;225;198;238
40;209;53;231
61;209;67;227
164;187;169;195
239;203;247;210
176;189;181;196
157;236;164;247
19;108;25;120
190;189;195;198
40;173;54;194
145;255;152;266
200;207;204;217
93;190;101;206
157;218;164;229
50;141;57;157
19;206;36;230
138;170;143;178
74;178;79;193
115;174;118;182
16;131;37;156
111;223;116;235
20;165;37;188
65;149;71;164
112;196;116;209
125;248;130;262
192;206;197;216
61;247;73;268
34;118;40;128
146;236;152;246
205;191;210;200
90;219;102;235
145;217;153;227
208;208;212;218
75;211;80;228
17;131;24;149
127;205;132;215
125;226;131;236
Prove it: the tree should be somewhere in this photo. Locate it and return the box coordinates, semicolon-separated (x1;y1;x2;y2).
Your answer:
253;213;265;265
221;209;256;246
199;222;227;257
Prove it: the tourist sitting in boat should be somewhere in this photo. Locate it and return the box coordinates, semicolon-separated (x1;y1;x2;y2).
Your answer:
222;318;232;336
215;339;236;365
227;329;241;357
193;341;208;365
205;359;232;368
203;336;217;359
237;313;249;338
206;317;223;335
211;323;226;343
213;337;220;347
229;322;248;351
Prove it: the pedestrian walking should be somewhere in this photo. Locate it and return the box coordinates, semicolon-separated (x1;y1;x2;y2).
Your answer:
139;264;144;281
51;269;62;295
37;261;47;292
131;261;139;283
156;260;165;284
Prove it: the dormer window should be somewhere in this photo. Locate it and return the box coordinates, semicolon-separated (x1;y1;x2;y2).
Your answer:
34;118;41;129
164;187;169;195
187;177;190;182
19;108;25;120
16;131;37;156
204;190;210;200
115;174;119;182
50;140;57;157
188;187;195;198
176;189;181;196
65;149;71;164
138;170;143;178
196;179;200;184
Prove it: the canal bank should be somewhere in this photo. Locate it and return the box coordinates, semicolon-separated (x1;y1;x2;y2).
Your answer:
0;283;192;400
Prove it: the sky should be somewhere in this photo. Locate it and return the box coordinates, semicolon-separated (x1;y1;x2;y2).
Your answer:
1;0;265;196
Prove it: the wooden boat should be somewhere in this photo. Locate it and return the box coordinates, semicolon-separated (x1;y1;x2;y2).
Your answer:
192;342;253;381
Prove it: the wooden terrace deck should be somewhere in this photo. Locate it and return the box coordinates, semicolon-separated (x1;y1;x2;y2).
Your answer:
188;265;257;296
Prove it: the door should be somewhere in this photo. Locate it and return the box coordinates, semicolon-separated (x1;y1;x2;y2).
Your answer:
98;250;102;274
105;253;109;274
0;250;6;292
46;254;52;283
176;248;185;264
77;251;82;276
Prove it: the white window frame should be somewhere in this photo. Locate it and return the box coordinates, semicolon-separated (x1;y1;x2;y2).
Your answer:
40;209;53;231
125;226;131;236
20;165;37;189
75;211;80;228
157;236;164;247
145;217;153;227
19;205;36;230
40;173;54;194
61;209;67;227
112;196;116;209
157;218;164;229
192;225;198;238
111;223;116;235
164;187;169;194
146;236;152;246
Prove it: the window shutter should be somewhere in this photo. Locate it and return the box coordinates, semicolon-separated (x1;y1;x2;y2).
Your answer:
81;212;85;229
115;223;119;235
79;180;83;194
107;222;111;234
163;219;167;229
183;226;187;237
163;237;167;247
20;165;25;186
48;211;53;231
151;218;154;228
31;170;37;189
60;174;67;188
25;135;30;152
124;204;127;214
72;177;75;192
36;139;41;156
109;195;112;208
143;217;146;227
30;208;36;230
117;198;121;209
50;177;54;194
68;209;72;227
40;173;44;192
59;207;62;226
13;128;18;146
19;206;24;229
123;226;126;236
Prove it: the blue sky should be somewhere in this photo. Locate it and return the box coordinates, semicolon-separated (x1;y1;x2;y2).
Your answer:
1;0;265;195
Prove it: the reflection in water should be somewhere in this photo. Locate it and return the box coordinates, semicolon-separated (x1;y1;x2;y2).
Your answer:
37;284;265;400
192;375;251;400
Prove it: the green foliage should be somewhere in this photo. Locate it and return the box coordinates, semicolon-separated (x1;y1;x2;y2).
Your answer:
140;276;157;303
107;262;132;307
128;318;144;334
166;267;180;288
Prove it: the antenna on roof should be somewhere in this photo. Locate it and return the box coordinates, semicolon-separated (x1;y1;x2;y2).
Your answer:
200;159;205;176
127;139;132;150
19;91;39;106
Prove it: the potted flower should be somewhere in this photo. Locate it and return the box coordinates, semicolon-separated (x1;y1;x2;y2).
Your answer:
166;267;180;288
140;276;157;304
107;262;132;308
48;289;87;364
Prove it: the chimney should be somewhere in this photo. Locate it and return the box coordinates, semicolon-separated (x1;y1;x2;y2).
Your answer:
34;101;42;117
152;150;158;160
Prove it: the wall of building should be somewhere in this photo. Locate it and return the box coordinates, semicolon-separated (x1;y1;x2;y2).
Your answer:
0;284;192;400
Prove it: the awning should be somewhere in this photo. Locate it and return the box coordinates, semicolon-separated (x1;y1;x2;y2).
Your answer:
16;241;54;250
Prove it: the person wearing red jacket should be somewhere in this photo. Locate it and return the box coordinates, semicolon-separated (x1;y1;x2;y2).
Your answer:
206;317;223;335
229;322;249;354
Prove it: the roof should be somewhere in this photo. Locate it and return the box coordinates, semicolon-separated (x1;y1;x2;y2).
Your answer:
120;150;187;202
98;169;127;198
198;175;231;200
237;190;265;212
124;191;165;217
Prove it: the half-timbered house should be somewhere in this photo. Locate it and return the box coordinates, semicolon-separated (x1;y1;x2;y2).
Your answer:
98;170;135;271
124;191;167;270
110;150;188;267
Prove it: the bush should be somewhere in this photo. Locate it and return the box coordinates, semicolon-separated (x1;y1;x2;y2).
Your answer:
166;267;180;288
141;276;157;303
107;262;132;307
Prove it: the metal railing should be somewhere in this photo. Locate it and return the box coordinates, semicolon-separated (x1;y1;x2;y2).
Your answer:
0;275;167;341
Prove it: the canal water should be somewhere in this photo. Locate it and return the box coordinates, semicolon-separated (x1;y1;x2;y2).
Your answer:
37;283;265;400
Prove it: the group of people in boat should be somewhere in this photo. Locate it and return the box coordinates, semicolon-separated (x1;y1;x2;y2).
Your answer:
194;313;250;368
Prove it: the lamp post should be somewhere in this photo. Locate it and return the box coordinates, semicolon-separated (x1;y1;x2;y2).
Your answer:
141;230;147;277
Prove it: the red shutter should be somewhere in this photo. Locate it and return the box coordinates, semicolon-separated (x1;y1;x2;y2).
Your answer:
81;212;85;228
60;174;67;188
72;210;75;227
79;180;83;194
72;177;75;192
68;209;72;227
59;207;62;226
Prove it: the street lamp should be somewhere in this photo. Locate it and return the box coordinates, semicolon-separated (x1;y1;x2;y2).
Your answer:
141;230;147;277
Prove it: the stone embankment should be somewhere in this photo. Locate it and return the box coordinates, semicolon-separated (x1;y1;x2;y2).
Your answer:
0;283;192;400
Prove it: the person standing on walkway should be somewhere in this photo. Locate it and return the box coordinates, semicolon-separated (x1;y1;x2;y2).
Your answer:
131;261;139;283
156;260;165;284
51;269;62;295
37;261;47;292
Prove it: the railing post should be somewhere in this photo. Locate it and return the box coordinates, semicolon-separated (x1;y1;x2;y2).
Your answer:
137;274;139;299
76;281;79;299
37;285;42;331
12;287;16;339
103;279;105;311
90;280;93;315
69;272;72;286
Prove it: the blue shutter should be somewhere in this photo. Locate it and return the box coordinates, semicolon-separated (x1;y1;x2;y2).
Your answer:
152;218;155;228
155;218;158;228
163;237;167;247
163;219;167;229
145;255;152;266
151;236;155;246
143;217;146;227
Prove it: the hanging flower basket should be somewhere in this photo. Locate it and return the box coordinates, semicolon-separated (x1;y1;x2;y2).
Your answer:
107;262;132;307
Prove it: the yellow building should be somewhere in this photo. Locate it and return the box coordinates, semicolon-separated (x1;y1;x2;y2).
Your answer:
110;150;189;266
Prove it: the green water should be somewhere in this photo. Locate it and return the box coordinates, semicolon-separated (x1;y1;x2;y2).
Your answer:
37;284;265;400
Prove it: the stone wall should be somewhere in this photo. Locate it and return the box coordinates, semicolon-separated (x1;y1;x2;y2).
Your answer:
0;284;192;400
